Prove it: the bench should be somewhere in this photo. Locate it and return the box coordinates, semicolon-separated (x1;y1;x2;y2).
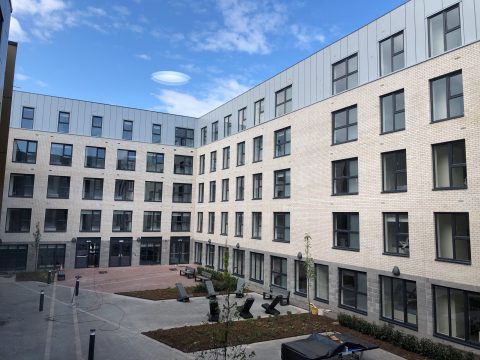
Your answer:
57;270;65;281
263;286;290;306
179;266;196;279
194;270;212;282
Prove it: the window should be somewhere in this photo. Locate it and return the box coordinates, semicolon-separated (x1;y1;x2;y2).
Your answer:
146;152;164;173
112;210;132;232
38;244;66;270
44;209;68;232
295;261;307;296
117;149;136;171
85;146;105;169
194;242;203;264
274;213;290;242
122;120;133;140
197;212;203;233
254;99;264;125
222;147;230;169
435;212;470;263
172;183;192;203
201;126;207;146
236;176;244;200
271;256;287;289
199;155;205;174
381;90;405;133
174;155;193;175
381;276;417;328
433;140;466;189
315;264;329;302
433;285;480;347
57;112;70;133
237;142;245;166
152;124;161;143
210;151;217;172
235;212;244;237
339;268;367;313
431;71;464;122
47;175;70;199
175;127;194;147
332;158;358;195
429;5;461;57
5;208;31;232
171;212;191;232
333;213;359;250
332;106;357;144
80;210;101;232
83;178;103;200
224;115;232;137
212;121;218;141
253;136;263;162
91;116;103;137
140;238;162;265
274;169;290;198
13;139;37;163
380;32;404;76
221;212;228;235
233;249;245;277
384;213;409;256
250;252;264;283
114;180;134;201
209;181;216;202
222;179;229;201
275;86;292;117
382;150;407;192
9;174;34;198
198;183;204;203
206;244;215;268
218;246;227;271
208;212;215;234
253;173;262;200
50;143;73;166
332;54;358;95
21;107;34;129
143;211;161;232
145;181;162;202
252;212;262;239
238;107;247;131
274;127;291;157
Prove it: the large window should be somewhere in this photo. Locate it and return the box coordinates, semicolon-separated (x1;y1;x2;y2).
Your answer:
209;181;216;202
91;116;103;137
271;256;287;289
83;178;103;200
235;212;244;237
222;179;229;201
222;147;230;169
212;121;218;141
252;212;262;239
199;154;205;174
237;141;245;166
50;143;72;166
253;173;262;200
173;183;192;203
85;146;105;169
200;126;207;146
112;210;132;232
233;249;245;277
80;210;101;232
253;136;263;162
114;180;134;201
238;107;247;132
210;151;217;172
381;90;405;134
47;175;70;199
274;169;290;198
197;212;203;233
332;54;358;95
332;158;358;195
428;5;461;57
44;209;68;232
21;107;34;129
221;212;228;235
274;127;291;157
339;268;367;313
315;264;329;302
333;213;359;250
381;276;417;328
140;238;162;265
9;174;34;198
250;252;264;283
236;176;244;201
384;213;409;256
218;246;227;271
254;99;264;125
435;212;470;263
171;212;191;232
382;150;407;192
5;208;31;233
57;112;70;133
274;212;290;242
430;71;463;122
433;140;466;189
208;212;215;234
206;244;215;268
332;106;357;144
174;155;193;175
145;181;162;202
275;85;292;117
117;149;136;171
123;120;133;140
194;242;203;265
433;285;480;347
198;183;204;203
175;127;194;147
224;115;232;137
38;244;66;269
379;32;404;76
146;152;164;173
143;211;161;232
152;124;161;143
13;139;37;163
295;261;307;296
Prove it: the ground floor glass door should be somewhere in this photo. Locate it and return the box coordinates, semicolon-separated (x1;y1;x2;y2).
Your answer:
0;244;28;271
109;238;132;267
169;237;190;265
75;238;101;268
140;237;162;265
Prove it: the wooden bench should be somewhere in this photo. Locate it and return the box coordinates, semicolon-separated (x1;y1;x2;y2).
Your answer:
263;286;290;306
194;270;212;282
179;266;196;279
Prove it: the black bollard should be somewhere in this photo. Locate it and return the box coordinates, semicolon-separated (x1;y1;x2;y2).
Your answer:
39;290;44;312
75;279;79;296
88;329;96;360
47;270;51;285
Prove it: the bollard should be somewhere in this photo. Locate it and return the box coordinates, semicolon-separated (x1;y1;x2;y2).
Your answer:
39;290;44;312
47;270;51;285
88;329;96;360
75;279;79;297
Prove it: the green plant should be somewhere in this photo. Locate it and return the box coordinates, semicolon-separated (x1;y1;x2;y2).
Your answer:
303;233;316;321
32;222;41;270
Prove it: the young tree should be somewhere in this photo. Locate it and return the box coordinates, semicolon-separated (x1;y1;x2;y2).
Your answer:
303;233;316;319
32;222;41;270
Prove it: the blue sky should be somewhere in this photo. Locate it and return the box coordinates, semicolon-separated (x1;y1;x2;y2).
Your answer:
10;0;406;117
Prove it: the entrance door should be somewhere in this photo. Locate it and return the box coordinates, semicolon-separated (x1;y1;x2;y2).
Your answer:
139;237;162;265
109;238;132;267
0;244;28;271
169;237;190;265
75;238;101;268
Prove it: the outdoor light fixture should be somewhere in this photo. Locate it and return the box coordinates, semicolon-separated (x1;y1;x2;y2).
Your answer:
236;243;240;249
392;266;400;276
208;239;211;244
71;237;76;243
297;252;302;260
136;237;142;242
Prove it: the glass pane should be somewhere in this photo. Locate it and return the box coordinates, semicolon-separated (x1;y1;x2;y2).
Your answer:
385;217;397;253
406;282;417;325
468;293;480;344
434;144;450;187
393;53;404;72
432;77;447;121
455;237;470;262
348;56;358;72
394;113;405;131
286;86;292;100
347;125;357;141
333;61;346;79
452;167;467;188
452;141;465;163
380;39;392;75
393;33;404;53
450;74;463;96
316;266;328;300
451;289;466;340
446;7;460;30
449;96;464;118
435;287;450;335
348;178;358;193
393;279;405;322
347;73;358;89
334;78;347;94
437;214;453;258
349;233;359;249
357;293;367;312
455;214;469;236
336;214;348;230
349;159;358;176
429;13;444;56
276;90;285;104
348;107;357;124
383;153;396;191
334;111;347;128
446;28;462;51
382;95;394;132
335;161;347;177
334;128;347;144
382;277;392;318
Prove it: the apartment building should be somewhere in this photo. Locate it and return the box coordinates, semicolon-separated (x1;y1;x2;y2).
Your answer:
0;0;479;352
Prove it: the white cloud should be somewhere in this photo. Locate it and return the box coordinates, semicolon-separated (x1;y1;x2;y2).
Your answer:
135;53;151;61
113;5;131;17
290;24;326;49
35;80;48;87
15;73;30;81
151;71;191;86
86;6;106;17
9;16;29;42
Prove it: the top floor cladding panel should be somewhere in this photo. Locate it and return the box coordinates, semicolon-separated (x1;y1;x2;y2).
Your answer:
197;0;480;144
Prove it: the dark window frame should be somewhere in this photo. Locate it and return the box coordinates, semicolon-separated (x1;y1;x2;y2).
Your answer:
175;127;194;147
383;213;409;257
252;173;262;200
275;85;292;117
332;54;358;95
172;183;192;203
112;210;132;232
235;212;244;237
435;212;471;264
382;149;407;193
143;211;162;232
57;111;70;133
274;169;291;199
85;146;106;169
221;179;229;201
200;126;207;146
8;173;34;198
174;155;193;175
339;268;367;314
270;256;288;289
5;208;32;233
332;158;358;196
273;212;290;243
114;179;135;201
47;175;71;199
50;143;73;166
79;210;102;232
333;213;360;251
222;146;230;169
212;121;219;142
209;181;216;203
379;31;405;76
380;275;418;329
236;176;245;201
250;252;264;284
252;212;262;239
122;120;133;140
381;89;405;134
332;105;357;145
315;264;329;303
254;98;265;125
146;152;164;173
238;107;247;132
83;178;103;200
274;127;291;158
220;212;228;235
144;181;163;202
198;183;204;203
206;244;215;268
253;135;263;162
432;140;467;190
91;116;103;137
430;70;464;122
170;212;191;232
232;248;245;277
210;151;217;172
428;4;462;57
224;115;232;137
199;154;205;175
194;242;203;265
21;106;34;129
44;209;68;233
152;124;161;144
197;212;203;233
13;139;37;164
116;149;136;171
237;141;245;166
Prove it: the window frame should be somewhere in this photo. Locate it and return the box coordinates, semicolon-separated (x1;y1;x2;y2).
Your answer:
122;120;133;140
428;4;462;58
254;98;264;125
112;210;132;232
253;136;263;162
175;127;194;147
146;152;164;173
274;169;291;199
152;123;161;143
430;70;464;122
114;179;135;201
194;242;203;265
273;212;290;243
50;143;73;166
85;146;106;169
220;212;228;235
235;212;244;237
44;209;68;233
339;268;367;314
237;141;245;166
116;149;136;171
21;107;34;129
199;154;205;175
222;147;230;169
380;275;418;329
79;210;102;232
432;140;467;190
82;178;103;200
332;158;358;196
5;208;32;233
332;54;358;95
383;213;409;257
332;105;357;145
315;264;329;303
144;181;163;202
208;212;215;234
57;111;70;133
270;256;288;289
252;173;262;200
379;31;405;76
91;116;103;137
380;89;405;134
211;121;219;142
224;115;232;137
210;151;217;172
198;183;204;203
232;248;245;277
174;155;193;175
171;212;191;232
197;212;203;233
143;211;162;232
274;127;291;158
235;176;244;201
275;85;292;117
47;175;71;199
333;212;360;251
9;173;34;198
250;252;264;284
200;126;207;146
435;212;471;264
382;149;407;193
252;212;262;239
238;107;247;132
172;183;192;203
206;244;215;268
209;180;216;202
221;179;229;201
13;139;37;164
